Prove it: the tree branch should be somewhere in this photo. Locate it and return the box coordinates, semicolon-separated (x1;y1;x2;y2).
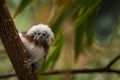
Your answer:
42;69;120;75
0;0;37;80
1;53;120;79
0;68;120;78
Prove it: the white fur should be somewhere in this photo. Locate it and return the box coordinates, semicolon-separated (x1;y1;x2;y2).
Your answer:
19;24;54;72
19;33;45;60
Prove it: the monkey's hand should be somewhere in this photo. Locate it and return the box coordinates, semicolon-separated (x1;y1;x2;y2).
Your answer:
23;59;32;69
23;57;45;73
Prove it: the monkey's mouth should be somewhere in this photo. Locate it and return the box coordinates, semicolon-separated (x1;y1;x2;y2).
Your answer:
34;39;47;46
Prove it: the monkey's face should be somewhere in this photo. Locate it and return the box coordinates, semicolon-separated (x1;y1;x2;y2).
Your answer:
27;24;54;46
34;31;50;46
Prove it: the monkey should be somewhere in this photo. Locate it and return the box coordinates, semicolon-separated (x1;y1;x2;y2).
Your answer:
19;24;54;73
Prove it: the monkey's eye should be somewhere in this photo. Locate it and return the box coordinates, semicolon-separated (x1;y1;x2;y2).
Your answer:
42;33;46;36
47;35;49;38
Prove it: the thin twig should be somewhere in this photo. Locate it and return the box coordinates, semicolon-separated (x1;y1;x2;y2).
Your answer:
105;54;120;69
1;53;120;78
42;69;120;75
0;69;120;78
0;72;16;78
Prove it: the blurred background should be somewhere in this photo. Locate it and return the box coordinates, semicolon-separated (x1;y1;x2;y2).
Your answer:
0;0;120;80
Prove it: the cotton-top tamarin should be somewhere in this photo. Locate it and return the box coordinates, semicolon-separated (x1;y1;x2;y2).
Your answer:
19;24;54;73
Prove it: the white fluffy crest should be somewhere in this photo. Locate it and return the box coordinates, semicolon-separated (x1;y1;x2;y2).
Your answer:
27;24;54;40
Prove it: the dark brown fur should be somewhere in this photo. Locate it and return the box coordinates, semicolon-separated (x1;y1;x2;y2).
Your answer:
43;42;49;53
22;32;34;43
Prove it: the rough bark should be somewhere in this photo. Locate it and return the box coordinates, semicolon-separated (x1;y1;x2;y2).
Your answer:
0;0;37;80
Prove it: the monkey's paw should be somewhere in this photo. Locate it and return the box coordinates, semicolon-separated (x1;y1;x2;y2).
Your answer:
23;59;32;69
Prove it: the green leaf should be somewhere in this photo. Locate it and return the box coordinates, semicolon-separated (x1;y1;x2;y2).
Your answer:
50;36;64;68
51;13;66;35
73;1;101;60
74;24;84;59
40;35;64;72
85;17;93;46
76;0;90;7
48;0;74;35
74;0;101;30
13;0;35;18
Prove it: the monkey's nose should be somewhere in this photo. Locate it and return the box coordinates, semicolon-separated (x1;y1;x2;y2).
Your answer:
38;36;45;41
39;36;42;39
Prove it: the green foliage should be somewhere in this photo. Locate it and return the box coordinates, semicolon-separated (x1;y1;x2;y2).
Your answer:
74;0;100;30
13;0;35;18
40;35;64;72
12;0;101;69
74;0;101;59
51;13;66;35
74;24;84;59
48;0;73;35
85;17;93;46
76;0;90;7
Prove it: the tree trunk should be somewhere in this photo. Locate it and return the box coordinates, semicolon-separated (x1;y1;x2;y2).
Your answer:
0;0;37;80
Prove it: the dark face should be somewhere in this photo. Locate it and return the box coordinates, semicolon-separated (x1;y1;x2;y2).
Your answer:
33;31;49;46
